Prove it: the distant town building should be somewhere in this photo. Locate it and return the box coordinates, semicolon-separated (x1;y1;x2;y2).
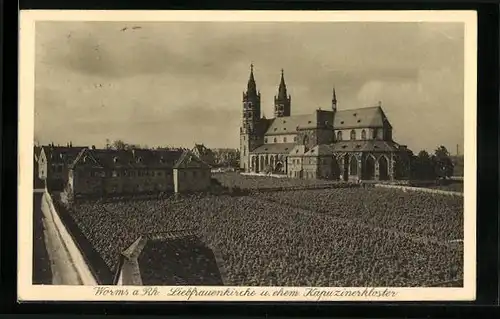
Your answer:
38;143;87;190
239;65;411;181
191;144;216;167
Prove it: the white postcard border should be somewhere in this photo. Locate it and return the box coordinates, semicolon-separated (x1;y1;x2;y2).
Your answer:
18;10;477;302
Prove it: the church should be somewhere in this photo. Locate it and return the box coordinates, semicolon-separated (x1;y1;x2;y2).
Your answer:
239;65;412;181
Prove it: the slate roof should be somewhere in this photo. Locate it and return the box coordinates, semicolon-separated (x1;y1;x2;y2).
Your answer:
42;146;87;165
264;114;317;136
114;231;224;286
334;106;391;129
70;148;185;170
316;140;401;154
251;143;295;154
173;150;211;169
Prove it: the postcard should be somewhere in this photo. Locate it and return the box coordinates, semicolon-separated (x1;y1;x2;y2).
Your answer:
18;10;477;302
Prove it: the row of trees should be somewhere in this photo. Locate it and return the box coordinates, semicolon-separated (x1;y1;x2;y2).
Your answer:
410;146;456;180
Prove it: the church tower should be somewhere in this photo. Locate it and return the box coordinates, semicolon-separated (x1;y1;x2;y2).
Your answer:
274;69;291;117
240;64;262;171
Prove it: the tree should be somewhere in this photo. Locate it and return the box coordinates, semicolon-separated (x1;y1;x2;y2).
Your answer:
112;139;128;150
433;145;454;179
411;150;436;180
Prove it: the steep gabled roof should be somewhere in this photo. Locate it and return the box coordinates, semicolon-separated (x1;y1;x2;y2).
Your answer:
334;106;391;129
71;148;185;170
173;150;211;169
41;145;87;165
264;114;317;136
251;143;295;154
322;140;401;153
114;231;225;286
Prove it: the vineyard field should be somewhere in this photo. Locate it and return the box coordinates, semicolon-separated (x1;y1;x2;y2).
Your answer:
63;184;463;287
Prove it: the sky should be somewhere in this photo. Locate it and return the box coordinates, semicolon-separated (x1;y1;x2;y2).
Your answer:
34;21;465;153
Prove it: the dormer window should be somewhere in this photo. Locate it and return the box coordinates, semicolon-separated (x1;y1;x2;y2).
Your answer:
137;157;142;163
308;121;312;124
283;120;286;123
113;157;118;163
340;121;344;124
274;128;277;131
353;113;357;116
357;119;361;123
283;128;286;131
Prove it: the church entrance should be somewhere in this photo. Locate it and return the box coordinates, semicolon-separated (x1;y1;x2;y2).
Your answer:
342;154;349;181
379;156;389;180
363;155;376;180
275;161;284;174
331;157;341;180
349;155;358;177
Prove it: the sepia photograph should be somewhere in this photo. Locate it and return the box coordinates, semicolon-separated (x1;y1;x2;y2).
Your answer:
18;10;477;302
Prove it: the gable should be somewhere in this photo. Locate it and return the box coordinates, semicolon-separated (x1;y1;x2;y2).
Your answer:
71;149;103;169
174;151;210;169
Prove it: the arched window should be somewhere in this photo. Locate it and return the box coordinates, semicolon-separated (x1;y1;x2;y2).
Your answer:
274;138;277;143
337;131;342;141
283;137;287;143
350;130;356;140
361;129;366;140
303;135;309;146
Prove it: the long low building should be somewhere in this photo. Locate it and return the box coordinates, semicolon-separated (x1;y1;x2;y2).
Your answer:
38;145;212;197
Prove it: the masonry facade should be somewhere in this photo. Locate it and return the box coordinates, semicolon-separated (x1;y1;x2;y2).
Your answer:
240;65;411;181
58;147;211;198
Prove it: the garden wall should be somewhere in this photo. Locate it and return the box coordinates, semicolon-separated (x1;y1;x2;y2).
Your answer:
42;189;98;285
374;183;463;197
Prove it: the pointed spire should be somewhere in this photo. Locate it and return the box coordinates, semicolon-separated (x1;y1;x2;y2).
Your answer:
247;63;257;95
332;87;337;111
277;68;287;99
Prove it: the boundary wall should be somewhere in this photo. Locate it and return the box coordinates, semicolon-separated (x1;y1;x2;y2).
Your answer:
42;189;98;285
374;184;463;197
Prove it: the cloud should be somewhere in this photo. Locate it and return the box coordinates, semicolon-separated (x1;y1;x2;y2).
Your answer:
34;21;465;153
